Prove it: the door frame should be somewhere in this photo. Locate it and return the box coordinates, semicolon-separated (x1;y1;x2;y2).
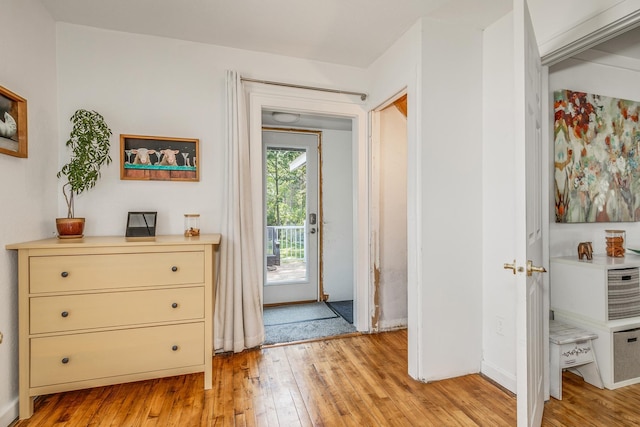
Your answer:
370;89;408;332
262;128;323;305
247;88;370;332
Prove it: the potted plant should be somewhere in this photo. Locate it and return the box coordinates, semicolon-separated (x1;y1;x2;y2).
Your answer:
56;109;112;238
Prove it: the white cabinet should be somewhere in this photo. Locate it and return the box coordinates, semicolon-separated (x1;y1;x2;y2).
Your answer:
551;255;640;389
7;235;221;420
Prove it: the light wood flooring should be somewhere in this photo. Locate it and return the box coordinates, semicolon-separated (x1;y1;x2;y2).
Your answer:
12;329;640;426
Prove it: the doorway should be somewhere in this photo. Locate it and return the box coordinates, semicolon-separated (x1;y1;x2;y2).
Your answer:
263;129;321;305
249;92;369;332
259;117;359;344
370;93;409;331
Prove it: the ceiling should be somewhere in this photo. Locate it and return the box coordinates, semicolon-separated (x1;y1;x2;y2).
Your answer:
38;1;640;130
39;0;511;68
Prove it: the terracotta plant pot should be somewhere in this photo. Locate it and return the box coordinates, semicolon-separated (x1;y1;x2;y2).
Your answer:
56;218;85;239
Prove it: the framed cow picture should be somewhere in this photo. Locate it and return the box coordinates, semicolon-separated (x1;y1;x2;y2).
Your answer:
0;85;27;158
120;134;199;182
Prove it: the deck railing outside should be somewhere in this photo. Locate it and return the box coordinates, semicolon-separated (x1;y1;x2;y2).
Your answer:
270;225;305;260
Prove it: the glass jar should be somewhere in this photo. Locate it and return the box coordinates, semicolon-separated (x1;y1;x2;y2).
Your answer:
184;214;200;237
605;229;625;257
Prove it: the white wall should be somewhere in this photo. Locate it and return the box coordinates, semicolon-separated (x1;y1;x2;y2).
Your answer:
0;1;58;424
378;105;408;329
418;19;484;381
549;53;640;257
367;21;423;377
56;24;369;238
321;129;354;302
369;16;484;382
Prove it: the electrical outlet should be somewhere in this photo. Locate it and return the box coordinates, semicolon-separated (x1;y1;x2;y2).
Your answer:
496;316;504;336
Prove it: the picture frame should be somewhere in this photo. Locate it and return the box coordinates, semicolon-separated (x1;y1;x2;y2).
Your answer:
120;134;199;181
125;211;157;237
0;85;27;158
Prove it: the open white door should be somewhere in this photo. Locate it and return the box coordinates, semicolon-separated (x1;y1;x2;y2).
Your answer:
513;0;546;425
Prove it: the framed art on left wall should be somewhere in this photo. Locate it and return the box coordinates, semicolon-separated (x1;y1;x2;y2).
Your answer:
0;85;27;158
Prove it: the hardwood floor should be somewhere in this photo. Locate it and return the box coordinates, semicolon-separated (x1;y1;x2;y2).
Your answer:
12;329;640;426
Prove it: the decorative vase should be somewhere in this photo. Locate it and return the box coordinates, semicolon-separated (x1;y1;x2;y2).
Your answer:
56;218;85;239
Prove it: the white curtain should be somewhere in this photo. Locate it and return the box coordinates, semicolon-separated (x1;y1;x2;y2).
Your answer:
214;70;264;353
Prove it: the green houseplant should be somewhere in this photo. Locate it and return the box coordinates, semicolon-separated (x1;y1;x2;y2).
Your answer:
56;109;112;237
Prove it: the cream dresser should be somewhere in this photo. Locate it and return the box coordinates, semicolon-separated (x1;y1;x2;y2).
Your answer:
7;234;221;420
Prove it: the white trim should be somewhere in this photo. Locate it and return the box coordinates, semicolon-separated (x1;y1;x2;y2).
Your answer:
407;65;422;380
248;90;370;332
541;63;551;403
540;1;640;66
481;361;517;394
369;109;381;332
572;48;640;72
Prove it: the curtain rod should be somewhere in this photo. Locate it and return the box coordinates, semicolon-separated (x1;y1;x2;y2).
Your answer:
240;77;367;101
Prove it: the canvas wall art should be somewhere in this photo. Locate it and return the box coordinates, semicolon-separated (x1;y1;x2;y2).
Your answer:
120;134;199;182
554;89;640;223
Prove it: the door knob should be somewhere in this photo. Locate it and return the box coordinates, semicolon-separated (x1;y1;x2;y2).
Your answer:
503;260;517;274
310;228;316;234
503;260;525;274
527;260;547;277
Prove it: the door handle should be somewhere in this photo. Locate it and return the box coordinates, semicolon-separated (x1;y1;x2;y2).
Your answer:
503;260;524;275
527;260;547;277
310;228;316;234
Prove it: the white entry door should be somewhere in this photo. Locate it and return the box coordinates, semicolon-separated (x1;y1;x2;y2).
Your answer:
513;1;546;426
263;129;320;305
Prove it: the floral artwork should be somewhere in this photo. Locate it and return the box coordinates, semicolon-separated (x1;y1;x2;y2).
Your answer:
554;90;640;223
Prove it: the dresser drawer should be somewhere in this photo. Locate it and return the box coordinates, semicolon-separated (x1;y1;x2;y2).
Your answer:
30;323;204;387
559;340;595;368
30;287;204;334
29;251;204;293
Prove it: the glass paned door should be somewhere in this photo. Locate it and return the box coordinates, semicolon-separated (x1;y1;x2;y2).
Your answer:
263;129;319;305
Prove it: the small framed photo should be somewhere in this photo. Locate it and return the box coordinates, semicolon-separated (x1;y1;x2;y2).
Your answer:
0;85;27;158
120;134;199;181
125;211;157;237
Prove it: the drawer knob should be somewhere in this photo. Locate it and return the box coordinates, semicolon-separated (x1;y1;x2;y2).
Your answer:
61;311;69;318
61;271;69;278
61;357;69;364
171;266;178;272
172;345;179;351
172;303;178;308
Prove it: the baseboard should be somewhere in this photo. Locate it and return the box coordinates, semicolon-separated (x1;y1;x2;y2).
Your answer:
379;318;408;331
0;397;18;427
481;360;517;394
